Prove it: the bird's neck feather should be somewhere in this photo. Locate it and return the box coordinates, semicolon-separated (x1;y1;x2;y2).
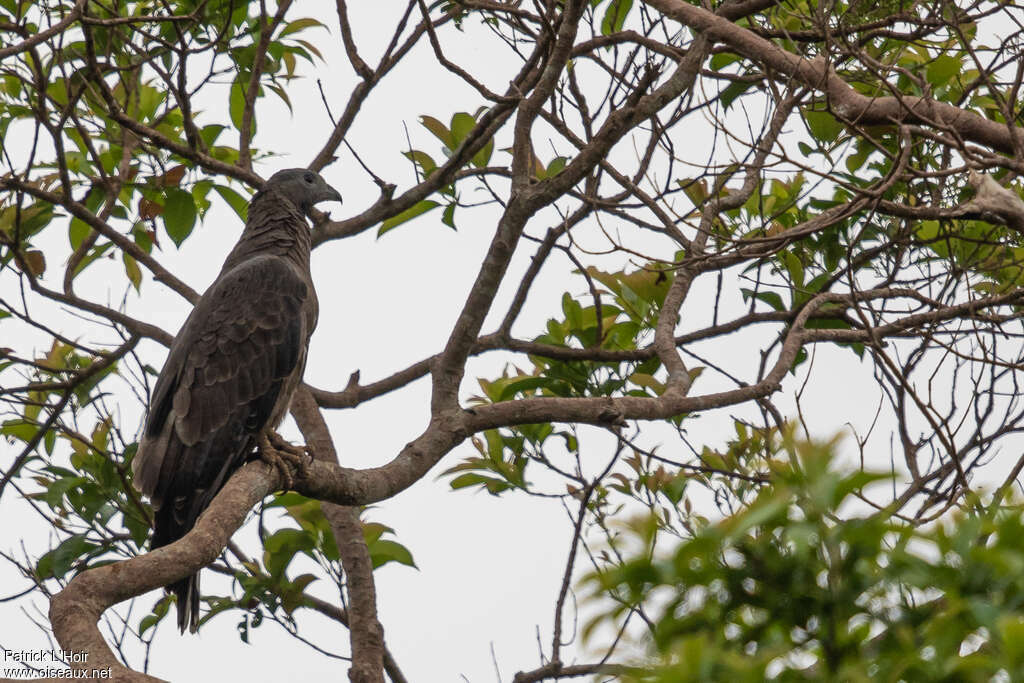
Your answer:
221;190;312;273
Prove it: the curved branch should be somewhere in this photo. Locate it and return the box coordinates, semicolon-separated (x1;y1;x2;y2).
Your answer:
51;276;1016;679
0;0;86;60
644;0;1024;155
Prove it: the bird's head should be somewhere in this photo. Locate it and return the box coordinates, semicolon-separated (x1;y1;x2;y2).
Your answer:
264;168;343;216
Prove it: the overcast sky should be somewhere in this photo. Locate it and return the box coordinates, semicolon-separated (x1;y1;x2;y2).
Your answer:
0;3;653;679
4;2;1020;681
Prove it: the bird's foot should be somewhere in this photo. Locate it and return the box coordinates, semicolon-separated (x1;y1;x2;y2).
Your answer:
259;431;314;490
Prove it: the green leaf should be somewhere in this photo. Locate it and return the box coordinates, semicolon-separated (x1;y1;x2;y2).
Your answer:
378;200;440;237
781;251;804;288
123;252;142;291
214;185;250;222
71;242;114;279
229;74;249;135
280;573;319;615
0;202;54;240
450;112;475;146
544;156;568;178
293;38;323;61
139;595;172;636
472;135;494;168
2;418;38;443
678;178;708;206
200;124;226;147
362;521;393;545
442;202;456;229
49;534;99;579
368;539;417;570
601;0;633;35
266;83;292;113
403;150;437;179
278;17;326;39
289;573;317;593
420;115;454;149
136;84;165;122
803;108;844;143
69;217;91;250
630;372;665;395
449;472;513;495
43;475;86;509
846;140;873;173
720;80;754;111
163;188;197;247
139;614;161;636
499;376;551;401
926;55;961;87
790;346;808;373
263;527;315;577
741;288;786;311
710;52;741;70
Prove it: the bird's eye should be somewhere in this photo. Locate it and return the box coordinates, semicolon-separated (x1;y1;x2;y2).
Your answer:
303;172;315;184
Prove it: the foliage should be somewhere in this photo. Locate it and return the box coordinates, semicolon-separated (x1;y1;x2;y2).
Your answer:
588;434;1024;682
2;0;1024;679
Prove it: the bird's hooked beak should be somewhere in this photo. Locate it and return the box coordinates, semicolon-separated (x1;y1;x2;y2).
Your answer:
317;183;343;205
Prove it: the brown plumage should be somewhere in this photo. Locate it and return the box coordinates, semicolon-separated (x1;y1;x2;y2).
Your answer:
132;169;341;633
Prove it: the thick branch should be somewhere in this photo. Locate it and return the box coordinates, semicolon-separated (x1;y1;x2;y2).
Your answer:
48;277;1023;678
644;0;1024;155
291;388;387;683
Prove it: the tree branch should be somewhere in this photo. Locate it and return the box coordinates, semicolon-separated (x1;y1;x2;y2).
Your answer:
645;0;1024;155
291;388;387;683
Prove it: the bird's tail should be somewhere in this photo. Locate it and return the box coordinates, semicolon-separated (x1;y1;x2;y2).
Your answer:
168;573;200;633
152;500;201;633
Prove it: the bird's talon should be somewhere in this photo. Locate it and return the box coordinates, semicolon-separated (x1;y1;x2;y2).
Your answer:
259;431;312;490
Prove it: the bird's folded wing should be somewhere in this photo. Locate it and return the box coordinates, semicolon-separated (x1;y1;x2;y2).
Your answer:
133;255;308;504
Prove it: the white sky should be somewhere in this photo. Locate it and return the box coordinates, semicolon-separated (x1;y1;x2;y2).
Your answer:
3;2;1022;681
1;3;659;679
